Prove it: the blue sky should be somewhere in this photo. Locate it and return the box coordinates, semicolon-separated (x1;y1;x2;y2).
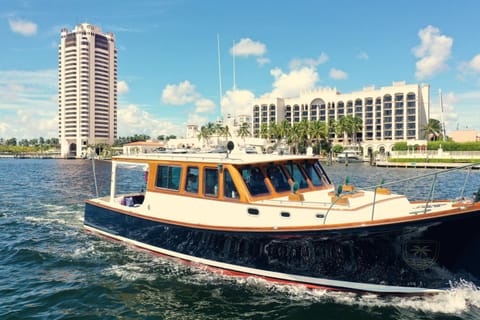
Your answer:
1;0;480;140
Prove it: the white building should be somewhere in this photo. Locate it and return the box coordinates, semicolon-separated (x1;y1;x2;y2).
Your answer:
58;23;117;158
252;81;430;156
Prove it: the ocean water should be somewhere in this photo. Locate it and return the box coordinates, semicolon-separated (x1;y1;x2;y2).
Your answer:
1;158;480;319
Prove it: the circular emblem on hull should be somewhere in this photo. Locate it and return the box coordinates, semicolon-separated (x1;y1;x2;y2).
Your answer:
402;240;440;270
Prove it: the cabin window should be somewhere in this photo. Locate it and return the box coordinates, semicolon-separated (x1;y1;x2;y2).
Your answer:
204;168;219;197
285;162;309;189
302;161;323;187
185;166;199;194
266;165;290;193
156;165;182;191
224;169;239;200
241;166;269;196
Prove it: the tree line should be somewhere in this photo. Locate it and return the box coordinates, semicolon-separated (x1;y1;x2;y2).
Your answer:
0;137;60;153
0;117;451;155
252;116;363;154
113;134;177;146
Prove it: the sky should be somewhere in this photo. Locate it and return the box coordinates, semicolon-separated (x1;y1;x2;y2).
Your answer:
2;0;480;140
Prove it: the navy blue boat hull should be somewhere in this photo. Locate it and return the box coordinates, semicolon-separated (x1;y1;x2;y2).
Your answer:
84;201;480;292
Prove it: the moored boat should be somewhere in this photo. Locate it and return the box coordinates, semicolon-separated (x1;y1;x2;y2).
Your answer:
337;150;363;163
84;143;480;294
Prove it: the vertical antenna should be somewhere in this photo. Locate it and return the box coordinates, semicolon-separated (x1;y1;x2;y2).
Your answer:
439;89;446;141
217;34;223;120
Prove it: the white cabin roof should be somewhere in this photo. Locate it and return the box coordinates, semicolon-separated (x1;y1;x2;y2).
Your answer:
114;152;318;165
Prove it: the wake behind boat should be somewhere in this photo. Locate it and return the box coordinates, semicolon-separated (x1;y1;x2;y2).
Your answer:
84;143;480;295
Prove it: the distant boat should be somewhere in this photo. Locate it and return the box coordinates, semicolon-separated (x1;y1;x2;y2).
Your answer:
337;150;363;163
244;145;258;154
84;142;480;295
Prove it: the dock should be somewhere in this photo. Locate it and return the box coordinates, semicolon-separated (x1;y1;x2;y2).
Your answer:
375;161;480;170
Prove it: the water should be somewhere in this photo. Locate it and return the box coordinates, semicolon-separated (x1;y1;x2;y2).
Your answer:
1;158;480;319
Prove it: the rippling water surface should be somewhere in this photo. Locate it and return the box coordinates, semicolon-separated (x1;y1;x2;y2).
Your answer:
1;158;480;319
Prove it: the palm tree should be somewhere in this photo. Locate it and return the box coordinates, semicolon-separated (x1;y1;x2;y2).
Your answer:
220;125;231;142
269;122;282;144
259;123;269;139
422;118;442;141
350;116;363;145
237;122;251;146
289;121;309;154
308;120;327;154
336;115;362;146
336;116;351;145
198;125;212;148
300;120;311;153
326;118;337;145
279;119;291;141
214;122;223;145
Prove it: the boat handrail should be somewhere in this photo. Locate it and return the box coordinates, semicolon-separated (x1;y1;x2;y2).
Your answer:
324;162;480;223
259;199;333;208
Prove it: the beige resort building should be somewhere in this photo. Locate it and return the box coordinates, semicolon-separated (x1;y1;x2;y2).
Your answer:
252;81;430;157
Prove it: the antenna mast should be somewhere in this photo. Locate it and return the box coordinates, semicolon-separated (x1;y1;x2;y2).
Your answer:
217;34;223;120
439;89;446;142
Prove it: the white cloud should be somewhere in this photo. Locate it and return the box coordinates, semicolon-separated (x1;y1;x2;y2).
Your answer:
161;80;200;105
266;67;319;98
118;80;129;94
221;89;255;116
0;69;57;88
0;108;57;139
8;18;38;36
257;57;270;66
0;122;10;136
194;98;216;113
231;38;267;57
186;113;208;126
357;51;369;60
289;53;329;70
160;80;218;116
412;25;453;80
118;104;184;138
329;68;348;80
0;69;57;139
468;54;480;73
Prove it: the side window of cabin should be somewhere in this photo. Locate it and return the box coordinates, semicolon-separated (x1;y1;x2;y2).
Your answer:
224;169;239;200
185;166;199;194
285;162;309;189
302;161;323;187
156;165;182;191
204;168;218;197
241;166;269;196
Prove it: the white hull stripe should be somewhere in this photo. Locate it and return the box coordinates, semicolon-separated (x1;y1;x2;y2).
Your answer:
84;225;444;295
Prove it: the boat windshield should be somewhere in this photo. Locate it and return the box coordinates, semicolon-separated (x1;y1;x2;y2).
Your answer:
266;165;290;192
301;161;324;187
237;160;329;197
284;162;309;189
240;166;270;196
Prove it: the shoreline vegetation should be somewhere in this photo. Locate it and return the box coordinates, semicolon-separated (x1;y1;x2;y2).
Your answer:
2;135;480;164
387;158;480;163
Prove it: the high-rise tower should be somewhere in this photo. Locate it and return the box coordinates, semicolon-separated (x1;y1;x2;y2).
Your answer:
58;23;117;158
